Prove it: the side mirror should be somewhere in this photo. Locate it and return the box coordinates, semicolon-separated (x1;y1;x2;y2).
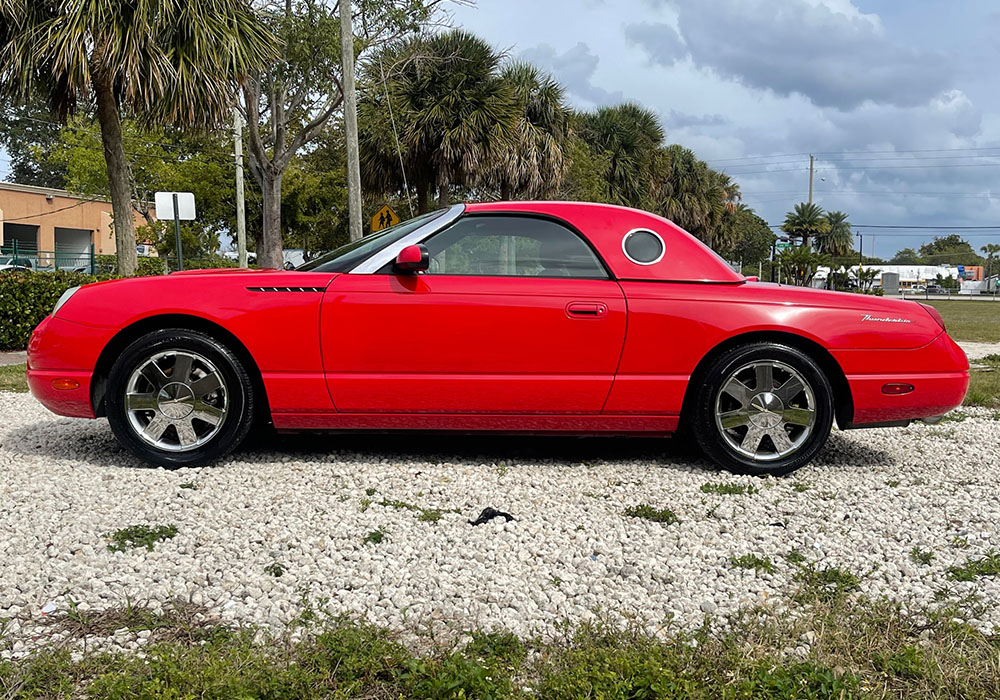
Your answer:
394;244;429;274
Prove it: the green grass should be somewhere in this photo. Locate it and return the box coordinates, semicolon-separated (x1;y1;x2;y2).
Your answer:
5;595;1000;699
965;369;1000;408
363;528;386;545
105;524;178;552
910;547;934;566
923;301;1000;343
701;482;760;495
0;362;27;392
795;564;861;602
730;554;775;573
377;499;457;523
623;503;679;524
947;550;1000;581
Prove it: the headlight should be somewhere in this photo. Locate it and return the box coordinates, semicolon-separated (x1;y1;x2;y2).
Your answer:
52;286;80;316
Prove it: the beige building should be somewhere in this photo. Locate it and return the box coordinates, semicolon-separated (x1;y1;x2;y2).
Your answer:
0;181;150;270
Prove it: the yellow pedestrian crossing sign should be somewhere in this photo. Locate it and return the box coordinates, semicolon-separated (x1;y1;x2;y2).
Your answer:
371;205;399;232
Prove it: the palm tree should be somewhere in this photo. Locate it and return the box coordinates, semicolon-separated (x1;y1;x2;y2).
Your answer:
651;145;740;250
492;63;570;200
777;246;830;286
359;30;519;213
576;103;664;206
0;0;277;275
781;202;829;250
982;243;1000;289
818;210;853;256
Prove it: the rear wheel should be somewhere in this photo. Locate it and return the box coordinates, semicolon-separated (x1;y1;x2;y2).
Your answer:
693;343;833;476
106;329;254;467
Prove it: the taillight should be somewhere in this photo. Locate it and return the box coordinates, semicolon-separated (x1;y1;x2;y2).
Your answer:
918;303;946;331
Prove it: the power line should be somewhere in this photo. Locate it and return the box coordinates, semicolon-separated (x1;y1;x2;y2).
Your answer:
707;144;1000;165
1;200;91;222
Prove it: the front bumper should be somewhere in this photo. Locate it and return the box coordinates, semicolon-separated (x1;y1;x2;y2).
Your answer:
26;315;114;419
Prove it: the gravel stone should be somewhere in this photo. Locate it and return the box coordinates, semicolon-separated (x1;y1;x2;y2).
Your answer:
1;391;999;645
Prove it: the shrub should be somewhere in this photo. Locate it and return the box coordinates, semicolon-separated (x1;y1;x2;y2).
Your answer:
0;270;104;350
94;255;167;276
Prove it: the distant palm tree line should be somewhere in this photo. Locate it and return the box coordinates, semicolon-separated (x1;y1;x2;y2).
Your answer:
359;30;758;260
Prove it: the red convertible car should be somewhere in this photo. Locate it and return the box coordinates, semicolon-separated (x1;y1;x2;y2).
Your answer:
27;202;969;475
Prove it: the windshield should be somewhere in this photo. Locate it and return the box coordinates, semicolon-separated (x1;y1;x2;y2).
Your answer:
297;209;446;273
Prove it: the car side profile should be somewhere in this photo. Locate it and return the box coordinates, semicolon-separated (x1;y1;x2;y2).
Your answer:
26;201;969;475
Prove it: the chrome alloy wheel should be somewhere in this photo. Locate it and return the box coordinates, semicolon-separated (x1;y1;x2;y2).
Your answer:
124;350;229;452
714;360;816;462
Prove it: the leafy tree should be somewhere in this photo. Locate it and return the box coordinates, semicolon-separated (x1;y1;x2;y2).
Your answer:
576;103;664;206
0;99;67;188
918;234;984;266
359;29;519;214
555;131;612;204
718;207;776;265
889;247;921;264
818;210;853;256
491;63;570;200
781;202;829;250
0;0;277;276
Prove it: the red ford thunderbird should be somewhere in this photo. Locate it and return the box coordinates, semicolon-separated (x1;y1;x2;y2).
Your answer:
26;202;969;475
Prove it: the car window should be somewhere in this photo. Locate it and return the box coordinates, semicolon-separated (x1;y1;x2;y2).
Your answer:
298;209;445;273
422;215;607;279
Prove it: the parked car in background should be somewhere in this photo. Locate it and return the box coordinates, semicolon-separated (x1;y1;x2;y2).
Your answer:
0;256;33;272
26;202;970;476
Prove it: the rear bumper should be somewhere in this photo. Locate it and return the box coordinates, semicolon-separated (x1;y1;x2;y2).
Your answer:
26;315;111;419
835;332;970;426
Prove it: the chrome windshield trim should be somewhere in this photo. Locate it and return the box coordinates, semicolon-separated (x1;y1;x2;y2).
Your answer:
348;203;466;274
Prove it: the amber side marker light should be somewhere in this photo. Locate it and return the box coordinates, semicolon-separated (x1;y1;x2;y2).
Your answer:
882;383;915;395
51;378;80;390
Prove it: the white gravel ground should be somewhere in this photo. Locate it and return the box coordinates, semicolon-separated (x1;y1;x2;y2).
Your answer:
1;391;999;655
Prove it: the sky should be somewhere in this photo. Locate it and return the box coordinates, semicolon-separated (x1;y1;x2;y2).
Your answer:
448;0;1000;260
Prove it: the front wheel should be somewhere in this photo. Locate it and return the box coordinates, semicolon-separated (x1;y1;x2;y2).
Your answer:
693;343;834;476
106;329;254;467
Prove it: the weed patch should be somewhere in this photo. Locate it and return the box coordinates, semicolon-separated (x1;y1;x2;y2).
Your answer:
105;524;178;552
623;504;679;524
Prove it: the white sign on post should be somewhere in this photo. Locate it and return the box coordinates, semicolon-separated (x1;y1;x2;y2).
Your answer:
154;191;197;220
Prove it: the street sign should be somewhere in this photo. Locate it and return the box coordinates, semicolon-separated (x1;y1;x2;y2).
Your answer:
775;242;792;251
371;204;399;232
154;191;196;220
154;191;196;272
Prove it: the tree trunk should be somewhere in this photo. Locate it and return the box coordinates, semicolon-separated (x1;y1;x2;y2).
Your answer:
500;181;511;201
91;65;137;277
415;181;429;214
260;170;283;269
437;171;450;208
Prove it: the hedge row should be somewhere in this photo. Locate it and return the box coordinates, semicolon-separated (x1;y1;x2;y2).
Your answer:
0;270;106;350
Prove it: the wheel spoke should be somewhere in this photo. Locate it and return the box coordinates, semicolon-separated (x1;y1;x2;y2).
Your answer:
740;425;766;454
721;377;751;404
140;362;170;390
175;418;198;447
782;406;815;427
126;393;158;412
754;363;774;392
193;401;224;426
189;371;222;398
171;353;194;383
768;426;795;453
142;415;170;442
718;409;749;430
775;375;804;404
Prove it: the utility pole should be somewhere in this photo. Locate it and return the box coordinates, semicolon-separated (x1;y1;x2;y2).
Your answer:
233;107;247;268
339;0;363;242
808;154;814;204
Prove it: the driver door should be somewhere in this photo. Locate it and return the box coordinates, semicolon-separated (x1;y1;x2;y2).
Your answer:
321;214;626;414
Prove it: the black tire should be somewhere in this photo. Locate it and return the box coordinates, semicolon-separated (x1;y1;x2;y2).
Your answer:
106;329;254;467
693;343;833;477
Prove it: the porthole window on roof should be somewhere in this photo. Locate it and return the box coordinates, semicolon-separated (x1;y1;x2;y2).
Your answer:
622;229;664;265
